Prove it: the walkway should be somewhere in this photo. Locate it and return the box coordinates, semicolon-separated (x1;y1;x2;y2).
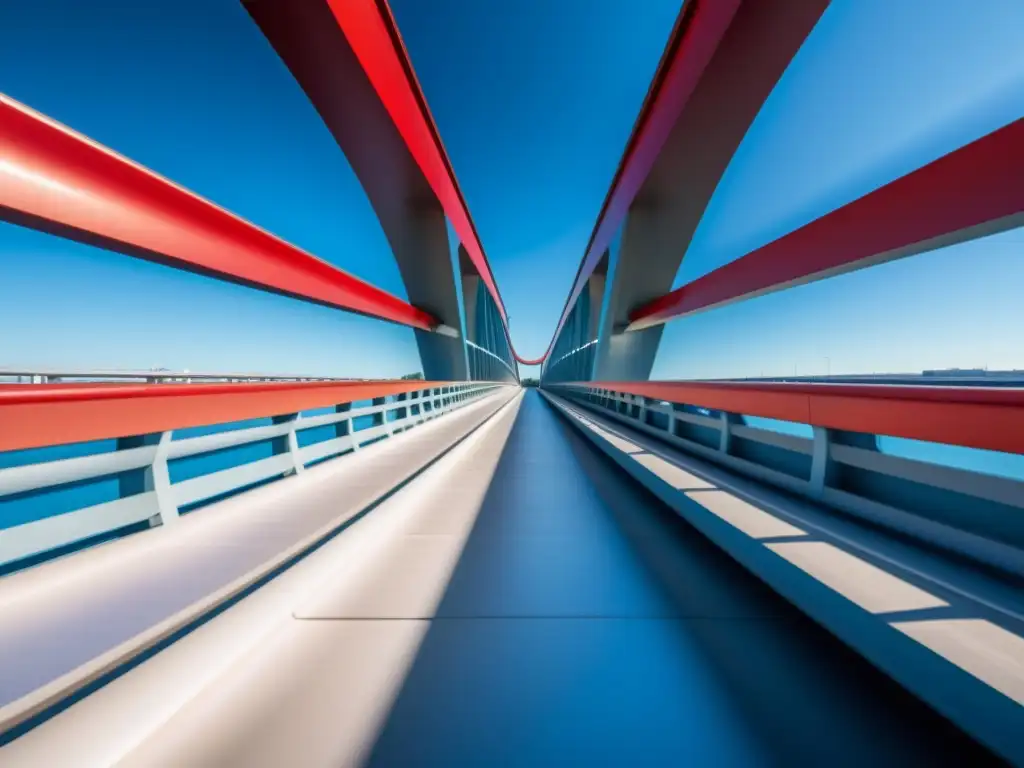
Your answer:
363;391;994;766
1;392;998;766
0;391;511;731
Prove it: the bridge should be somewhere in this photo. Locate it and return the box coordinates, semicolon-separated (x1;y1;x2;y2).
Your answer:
1;1;1022;765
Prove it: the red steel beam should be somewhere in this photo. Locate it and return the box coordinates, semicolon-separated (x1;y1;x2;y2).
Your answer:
580;381;1024;455
326;0;505;318
245;0;527;362
514;353;547;367
0;379;470;452
0;93;437;331
629;119;1024;331
536;0;745;363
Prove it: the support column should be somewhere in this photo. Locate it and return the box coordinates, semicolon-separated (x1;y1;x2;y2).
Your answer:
462;271;480;347
591;210;667;381
244;0;469;382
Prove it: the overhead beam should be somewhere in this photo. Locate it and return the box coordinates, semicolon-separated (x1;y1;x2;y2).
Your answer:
540;0;827;366
0;93;436;331
245;0;527;372
628;119;1024;331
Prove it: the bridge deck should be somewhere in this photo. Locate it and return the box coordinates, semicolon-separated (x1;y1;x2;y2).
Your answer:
2;391;997;765
357;391;996;766
0;391;512;731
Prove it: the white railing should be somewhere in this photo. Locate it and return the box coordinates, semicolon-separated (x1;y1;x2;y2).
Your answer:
0;382;500;569
547;339;596;371
548;383;1024;579
465;340;518;379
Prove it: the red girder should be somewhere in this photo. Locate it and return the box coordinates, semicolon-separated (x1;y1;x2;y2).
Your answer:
535;0;745;363
352;0;532;366
245;0;529;364
0;94;437;331
323;1;506;318
629;119;1024;330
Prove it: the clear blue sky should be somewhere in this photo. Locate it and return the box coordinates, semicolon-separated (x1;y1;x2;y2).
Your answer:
0;1;1021;380
0;0;675;378
653;0;1024;380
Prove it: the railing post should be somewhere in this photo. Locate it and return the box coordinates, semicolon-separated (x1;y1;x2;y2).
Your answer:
395;391;409;430
372;395;392;435
150;431;176;523
811;427;877;497
409;389;422;425
271;413;304;475
809;426;832;498
720;412;741;454
117;431;177;526
334;402;358;452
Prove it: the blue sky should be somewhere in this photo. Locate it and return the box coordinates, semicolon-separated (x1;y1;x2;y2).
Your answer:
0;1;416;377
390;0;678;370
0;1;1021;380
0;0;675;378
653;0;1024;379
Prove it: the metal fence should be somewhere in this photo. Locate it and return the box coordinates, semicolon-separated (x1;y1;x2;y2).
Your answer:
0;381;503;569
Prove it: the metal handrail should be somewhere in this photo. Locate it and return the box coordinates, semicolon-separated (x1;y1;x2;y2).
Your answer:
0;379;487;452
0;380;509;568
547;381;1024;579
557;380;1024;455
464;340;517;378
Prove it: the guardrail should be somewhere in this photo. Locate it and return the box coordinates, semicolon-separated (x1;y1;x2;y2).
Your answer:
465;340;518;381
546;381;1024;577
0;380;502;570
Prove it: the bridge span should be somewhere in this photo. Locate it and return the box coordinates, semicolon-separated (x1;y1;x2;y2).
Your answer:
1;388;1017;766
1;0;1022;765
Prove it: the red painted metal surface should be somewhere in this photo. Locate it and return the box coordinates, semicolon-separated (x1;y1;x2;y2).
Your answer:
535;0;744;363
0;94;436;330
629;119;1024;330
324;1;506;321
578;381;1024;455
0;380;472;452
514;354;547;367
244;0;526;362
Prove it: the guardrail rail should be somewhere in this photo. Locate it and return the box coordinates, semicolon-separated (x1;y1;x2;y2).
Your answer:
0;380;503;570
546;381;1024;577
